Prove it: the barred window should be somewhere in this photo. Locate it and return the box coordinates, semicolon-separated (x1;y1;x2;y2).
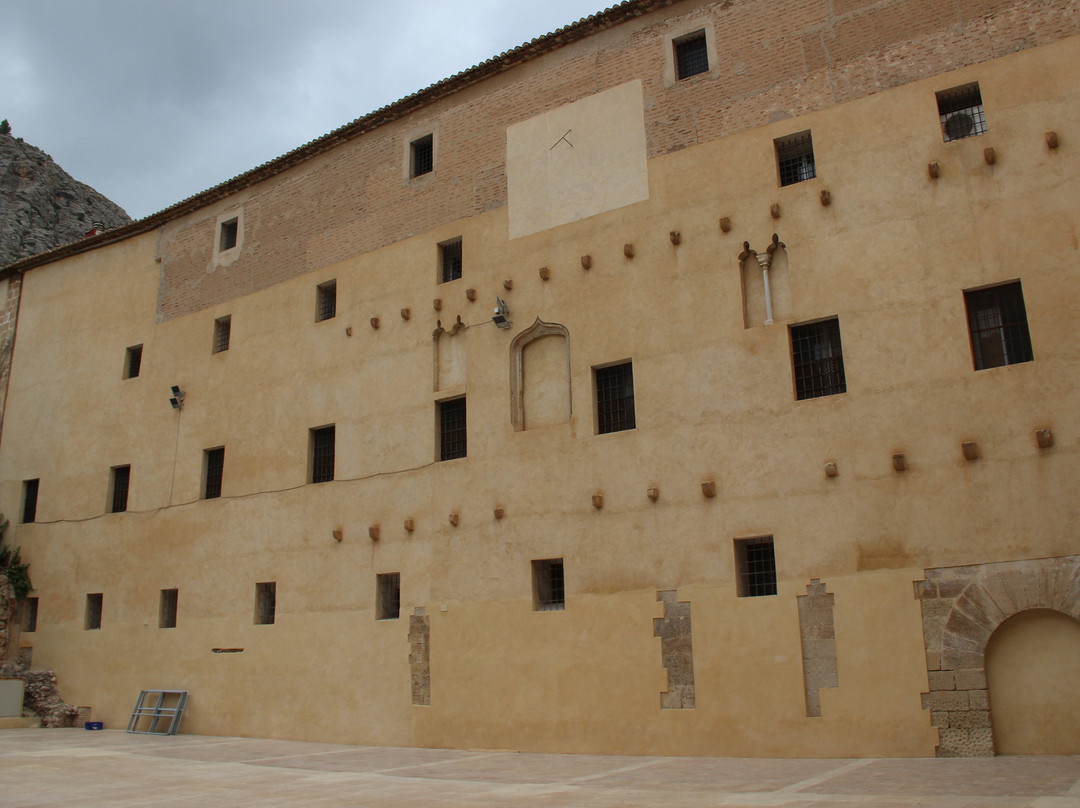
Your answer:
776;131;816;187
377;573;401;620
203;447;224;499
219;218;238;251
23;597;38;633
439;398;467;461
85;593;103;630
937;83;987;142
595;362;636;434
159;589;178;629
533;558;565;611
735;537;777;597
110;465;130;513
124;344;143;379
790;319;846;400
440;239;462;283
213;315;231;353
675;31;708;80
317;280;337;322
964;281;1033;370
310;426;335;483
411;134;434;177
255;582;276;625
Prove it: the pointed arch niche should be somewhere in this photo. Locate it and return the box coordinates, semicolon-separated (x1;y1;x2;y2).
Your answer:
510;319;571;431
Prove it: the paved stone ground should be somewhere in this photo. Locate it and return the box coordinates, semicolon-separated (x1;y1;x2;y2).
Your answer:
1;728;1079;807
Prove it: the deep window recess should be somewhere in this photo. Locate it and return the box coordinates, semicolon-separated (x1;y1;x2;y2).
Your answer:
159;588;178;629
595;362;636;434
317;280;337;322
439;239;462;283
124;345;143;379
310;425;335;483
219;218;238;251
213;315;231;353
791;319;847;400
203;447;224;499
438;398;467;461
110;465;130;513
533;558;565;611
23;597;38;633
411;134;434;177
937;83;986;142
735;537;777;597
377;573;401;620
675;31;709;80
965;281;1033;370
21;478;39;524
85;593;103;630
776;131;817;186
255;582;276;625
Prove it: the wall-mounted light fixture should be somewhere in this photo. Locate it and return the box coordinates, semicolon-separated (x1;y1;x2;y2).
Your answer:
169;385;185;410
492;297;512;329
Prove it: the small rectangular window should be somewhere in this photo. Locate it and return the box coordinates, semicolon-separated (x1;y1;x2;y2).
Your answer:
376;573;401;620
219;218;238;251
159;588;178;629
21;478;39;524
438;398;467;461
937;82;986;142
532;558;565;611
964;281;1033;370
23;597;38;633
213;315;231;353
85;593;103;630
110;465;130;513
439;239;462;283
674;31;709;80
735;537;777;597
776;131;816;187
595;361;636;434
790;318;846;400
310;425;335;483
203;447;224;499
124;344;143;379
411;134;434;177
255;582;276;625
317;280;337;322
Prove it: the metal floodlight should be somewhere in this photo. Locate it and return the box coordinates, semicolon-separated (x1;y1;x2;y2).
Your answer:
169;385;185;410
492;296;512;329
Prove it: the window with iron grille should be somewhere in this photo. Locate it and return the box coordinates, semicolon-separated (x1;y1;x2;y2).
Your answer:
439;398;467;461
110;465;130;513
790;318;846;400
159;588;178;629
213;315;231;353
964;281;1033;370
674;30;709;80
255;582;276;625
377;573;401;620
219;218;238;251
85;593;103;630
532;558;565;611
937;82;987;142
317;280;337;322
124;344;142;379
735;537;777;597
595;361;635;434
22;478;39;524
310;425;335;483
776;131;816;187
203;447;224;499
411;134;434;177
439;238;462;283
23;597;38;633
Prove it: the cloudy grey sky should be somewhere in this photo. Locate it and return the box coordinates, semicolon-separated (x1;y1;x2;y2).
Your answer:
2;0;611;220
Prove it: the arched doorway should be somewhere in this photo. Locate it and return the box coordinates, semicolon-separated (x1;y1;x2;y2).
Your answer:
985;609;1080;755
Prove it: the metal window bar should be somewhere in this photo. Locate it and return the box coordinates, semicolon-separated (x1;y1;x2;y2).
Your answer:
111;466;130;513
255;582;276;625
534;559;565;611
378;573;401;620
126;690;188;736
85;593;103;630
318;281;336;321
675;33;709;79
791;320;846;400
440;240;462;283
739;539;777;597
412;135;433;176
213;317;231;353
439;398;467;460
159;589;178;629
22;479;38;524
311;426;335;483
966;283;1033;370
219;219;238;251
777;132;816;186
596;363;636;434
937;84;987;142
126;345;142;379
204;447;224;499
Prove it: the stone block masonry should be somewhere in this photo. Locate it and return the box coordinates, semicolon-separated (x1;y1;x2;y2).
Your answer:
409;608;431;707
797;579;839;718
653;590;695;709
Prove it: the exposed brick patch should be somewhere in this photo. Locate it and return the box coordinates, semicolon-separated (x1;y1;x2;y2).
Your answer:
797;578;839;717
409;607;431;707
653;590;695;709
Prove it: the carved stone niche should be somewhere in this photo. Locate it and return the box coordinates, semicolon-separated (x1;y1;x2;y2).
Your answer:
509;318;571;432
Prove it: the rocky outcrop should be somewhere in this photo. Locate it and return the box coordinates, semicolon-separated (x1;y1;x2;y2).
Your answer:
0;131;131;266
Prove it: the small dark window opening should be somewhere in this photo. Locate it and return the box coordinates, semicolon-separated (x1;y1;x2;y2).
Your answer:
317;280;337;322
438;398;467;461
159;588;178;629
440;239;463;283
85;593;103;630
110;465;130;513
23;597;38;633
411;134;434;177
204;447;224;499
533;558;565;611
595;362;636;434
124;345;143;379
219;218;238;251
22;478;39;524
791;319;846;400
965;281;1033;370
675;31;709;80
735;537;777;597
255;582;276;625
310;425;335;483
377;573;401;620
213;316;231;353
937;83;986;142
776;131;816;186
